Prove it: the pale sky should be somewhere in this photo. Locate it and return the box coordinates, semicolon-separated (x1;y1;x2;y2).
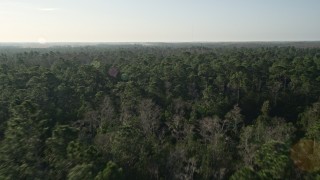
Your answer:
0;0;320;42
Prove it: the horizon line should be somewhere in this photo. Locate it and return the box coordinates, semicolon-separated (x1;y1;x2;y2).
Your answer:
1;40;320;44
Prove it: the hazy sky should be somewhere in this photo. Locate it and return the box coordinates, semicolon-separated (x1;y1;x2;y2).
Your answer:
1;0;320;42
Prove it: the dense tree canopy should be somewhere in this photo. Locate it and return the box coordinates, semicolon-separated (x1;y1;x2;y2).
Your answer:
0;44;320;179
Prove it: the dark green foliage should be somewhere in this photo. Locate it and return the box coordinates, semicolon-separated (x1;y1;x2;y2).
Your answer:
254;141;291;179
67;163;94;180
0;45;319;179
300;102;320;141
95;161;124;180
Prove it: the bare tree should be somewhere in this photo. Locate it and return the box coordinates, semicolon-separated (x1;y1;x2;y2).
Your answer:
139;99;161;135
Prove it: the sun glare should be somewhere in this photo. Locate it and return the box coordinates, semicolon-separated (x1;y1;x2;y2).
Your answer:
37;38;47;44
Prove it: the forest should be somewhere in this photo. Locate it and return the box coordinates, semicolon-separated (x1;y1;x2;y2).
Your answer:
0;44;320;179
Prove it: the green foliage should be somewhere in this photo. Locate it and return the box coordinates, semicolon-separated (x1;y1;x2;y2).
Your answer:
261;100;270;116
254;141;291;179
230;167;258;180
95;161;124;180
67;163;94;180
45;125;79;178
233;141;291;179
0;45;320;179
300;102;320;141
0;101;50;179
